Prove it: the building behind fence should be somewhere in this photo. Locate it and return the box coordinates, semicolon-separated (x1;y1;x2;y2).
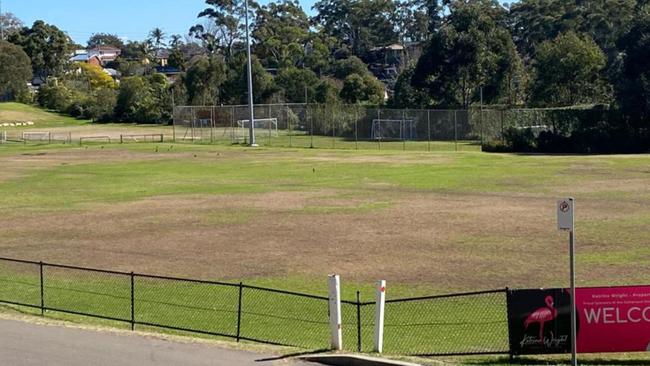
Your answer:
0;257;508;356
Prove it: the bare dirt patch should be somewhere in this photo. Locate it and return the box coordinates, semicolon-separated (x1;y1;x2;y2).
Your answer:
2;188;648;291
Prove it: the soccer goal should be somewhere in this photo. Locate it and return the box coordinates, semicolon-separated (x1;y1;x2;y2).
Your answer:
235;118;279;140
120;134;164;143
371;119;417;140
22;131;51;143
0;131;6;144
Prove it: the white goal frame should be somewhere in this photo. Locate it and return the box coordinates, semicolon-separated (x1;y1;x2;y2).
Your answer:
371;119;417;140
235;118;279;140
22;131;51;142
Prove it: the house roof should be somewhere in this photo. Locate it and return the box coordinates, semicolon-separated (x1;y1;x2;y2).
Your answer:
89;46;121;52
155;49;170;59
155;66;181;75
70;54;89;62
103;68;120;77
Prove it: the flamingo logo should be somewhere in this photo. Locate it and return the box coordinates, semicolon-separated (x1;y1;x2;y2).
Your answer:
523;295;558;344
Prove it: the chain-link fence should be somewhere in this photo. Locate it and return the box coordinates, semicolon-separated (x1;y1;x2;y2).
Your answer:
380;289;509;356
0;257;511;356
173;104;608;152
173;104;485;151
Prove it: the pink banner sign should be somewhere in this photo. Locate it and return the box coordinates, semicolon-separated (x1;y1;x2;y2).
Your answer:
576;286;650;353
507;285;650;355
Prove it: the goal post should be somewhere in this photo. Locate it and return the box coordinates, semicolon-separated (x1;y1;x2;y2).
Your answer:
22;131;51;143
371;119;417;141
235;118;279;140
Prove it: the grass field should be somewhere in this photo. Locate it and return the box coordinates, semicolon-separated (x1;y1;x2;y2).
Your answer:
1;103;649;363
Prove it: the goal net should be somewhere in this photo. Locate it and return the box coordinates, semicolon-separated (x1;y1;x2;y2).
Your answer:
235;118;279;140
371;119;417;140
22;131;51;142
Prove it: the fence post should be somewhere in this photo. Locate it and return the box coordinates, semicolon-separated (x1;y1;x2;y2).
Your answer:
427;110;431;152
354;108;359;151
402;110;406;151
39;261;44;316
328;275;343;351
130;272;135;331
377;108;381;150
237;282;243;342
454;110;458;152
309;105;314;149
374;280;386;353
356;291;362;352
288;106;292;148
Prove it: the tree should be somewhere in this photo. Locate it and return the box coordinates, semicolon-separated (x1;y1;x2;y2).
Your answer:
412;0;523;107
531;32;607;107
275;67;319;102
312;0;398;57
8;20;72;79
87;33;125;49
509;0;636;59
76;62;117;90
222;53;276;104
0;12;23;40
252;0;310;68
340;73;384;104
391;65;429;107
184;55;227;105
303;33;340;75
149;28;166;50
614;15;650;138
332;56;369;79
314;77;341;103
169;34;184;49
194;0;257;59
168;48;187;70
0;40;31;101
115;76;167;123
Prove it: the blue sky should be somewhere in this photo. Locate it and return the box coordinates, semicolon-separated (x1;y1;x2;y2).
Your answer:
5;0;510;45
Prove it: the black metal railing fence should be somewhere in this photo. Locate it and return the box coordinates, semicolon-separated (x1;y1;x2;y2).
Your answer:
0;257;510;356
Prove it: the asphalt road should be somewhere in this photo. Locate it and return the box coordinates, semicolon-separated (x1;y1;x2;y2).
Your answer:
0;318;313;366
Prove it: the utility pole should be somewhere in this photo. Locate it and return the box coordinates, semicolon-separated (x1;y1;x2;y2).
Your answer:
244;0;257;147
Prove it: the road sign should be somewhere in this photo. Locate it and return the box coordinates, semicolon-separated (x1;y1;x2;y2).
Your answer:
557;198;574;231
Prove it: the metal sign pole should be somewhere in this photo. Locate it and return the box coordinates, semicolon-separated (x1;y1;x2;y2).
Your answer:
569;229;577;366
558;197;577;366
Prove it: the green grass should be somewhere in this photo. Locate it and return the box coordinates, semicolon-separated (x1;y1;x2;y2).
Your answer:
0;140;649;363
0;102;89;128
0;260;506;354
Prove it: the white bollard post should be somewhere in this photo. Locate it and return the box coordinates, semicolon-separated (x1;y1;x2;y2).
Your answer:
328;274;343;351
374;280;386;353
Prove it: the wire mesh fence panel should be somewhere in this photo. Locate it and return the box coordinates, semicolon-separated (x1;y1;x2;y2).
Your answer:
42;265;131;322
239;286;330;348
0;259;40;308
341;300;375;353
382;290;509;356
134;276;239;337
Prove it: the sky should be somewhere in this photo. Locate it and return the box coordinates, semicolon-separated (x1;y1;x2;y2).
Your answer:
4;0;509;46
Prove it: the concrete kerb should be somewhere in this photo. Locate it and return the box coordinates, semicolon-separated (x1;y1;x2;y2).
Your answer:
300;354;436;366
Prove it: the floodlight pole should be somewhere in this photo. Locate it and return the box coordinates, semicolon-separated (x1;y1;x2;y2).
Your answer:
244;0;257;147
0;0;4;40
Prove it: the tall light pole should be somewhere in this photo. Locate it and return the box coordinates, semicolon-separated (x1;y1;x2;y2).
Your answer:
0;0;4;41
244;0;257;147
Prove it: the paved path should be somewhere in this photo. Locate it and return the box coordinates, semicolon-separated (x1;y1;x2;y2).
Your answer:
0;318;313;366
